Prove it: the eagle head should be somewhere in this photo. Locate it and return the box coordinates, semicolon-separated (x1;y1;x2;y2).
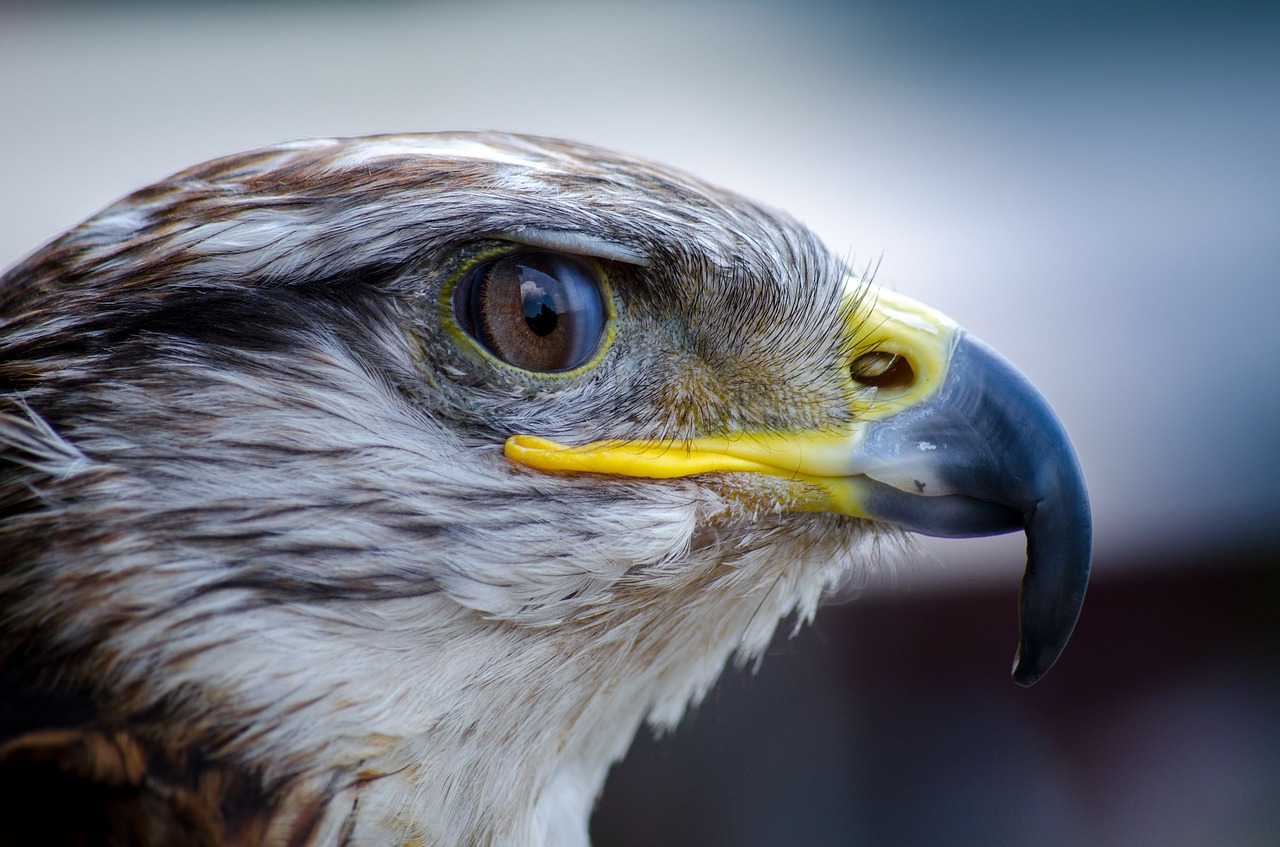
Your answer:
0;133;1089;846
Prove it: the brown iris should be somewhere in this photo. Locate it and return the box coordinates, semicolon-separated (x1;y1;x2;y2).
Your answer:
453;251;607;373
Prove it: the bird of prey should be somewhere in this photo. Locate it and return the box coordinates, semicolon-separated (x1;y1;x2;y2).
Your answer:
0;133;1089;846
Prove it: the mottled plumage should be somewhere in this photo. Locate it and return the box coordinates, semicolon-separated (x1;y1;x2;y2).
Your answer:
0;133;1088;845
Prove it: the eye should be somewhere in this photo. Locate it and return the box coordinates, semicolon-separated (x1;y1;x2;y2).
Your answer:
452;251;608;373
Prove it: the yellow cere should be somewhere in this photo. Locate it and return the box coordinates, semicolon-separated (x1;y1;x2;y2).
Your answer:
847;284;960;423
503;284;963;514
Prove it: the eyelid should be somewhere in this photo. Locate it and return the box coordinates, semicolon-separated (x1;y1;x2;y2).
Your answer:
487;228;651;268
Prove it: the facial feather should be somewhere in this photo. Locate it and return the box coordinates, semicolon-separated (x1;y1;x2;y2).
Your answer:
1;132;903;846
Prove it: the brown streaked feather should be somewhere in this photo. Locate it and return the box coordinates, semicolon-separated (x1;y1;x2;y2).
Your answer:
0;132;865;845
0;728;253;847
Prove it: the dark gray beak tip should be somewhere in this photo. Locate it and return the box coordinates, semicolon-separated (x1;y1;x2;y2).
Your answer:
853;332;1093;686
1011;657;1044;688
1010;478;1093;687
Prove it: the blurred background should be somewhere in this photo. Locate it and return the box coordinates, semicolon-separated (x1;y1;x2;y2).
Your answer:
2;0;1276;843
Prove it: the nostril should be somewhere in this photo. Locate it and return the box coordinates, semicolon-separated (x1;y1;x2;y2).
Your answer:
851;351;916;390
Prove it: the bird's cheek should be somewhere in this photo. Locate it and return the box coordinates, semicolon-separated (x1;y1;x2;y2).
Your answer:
501;285;1090;685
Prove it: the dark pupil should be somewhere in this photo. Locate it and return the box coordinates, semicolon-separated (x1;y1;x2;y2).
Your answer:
521;272;559;337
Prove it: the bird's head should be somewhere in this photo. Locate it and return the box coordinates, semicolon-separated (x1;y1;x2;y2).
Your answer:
0;133;1089;845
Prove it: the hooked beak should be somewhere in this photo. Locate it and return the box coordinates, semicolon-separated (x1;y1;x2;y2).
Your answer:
505;287;1091;686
